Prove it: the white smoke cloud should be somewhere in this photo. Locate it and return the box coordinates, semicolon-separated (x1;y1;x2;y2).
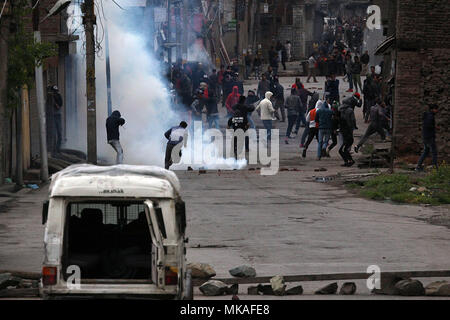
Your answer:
66;1;247;170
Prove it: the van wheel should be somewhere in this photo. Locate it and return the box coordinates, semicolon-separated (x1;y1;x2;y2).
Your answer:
183;269;194;300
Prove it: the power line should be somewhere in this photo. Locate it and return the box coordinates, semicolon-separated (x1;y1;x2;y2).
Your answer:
111;0;125;10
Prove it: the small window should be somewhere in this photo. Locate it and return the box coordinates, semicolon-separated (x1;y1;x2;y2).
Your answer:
286;5;293;25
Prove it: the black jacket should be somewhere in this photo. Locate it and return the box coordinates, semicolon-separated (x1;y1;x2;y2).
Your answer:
422;111;436;140
342;96;362;109
228;103;253;130
339;104;356;134
106;111;125;141
205;97;219;115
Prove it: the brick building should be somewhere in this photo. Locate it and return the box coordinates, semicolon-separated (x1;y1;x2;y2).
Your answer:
375;0;450;163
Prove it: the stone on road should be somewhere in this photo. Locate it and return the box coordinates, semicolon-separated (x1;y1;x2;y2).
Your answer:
339;282;357;295
315;282;338;295
229;265;256;278
199;280;228;296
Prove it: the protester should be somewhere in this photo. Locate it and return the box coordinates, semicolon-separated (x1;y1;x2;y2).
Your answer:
327;100;340;157
190;88;207;123
257;74;271;100
293;81;312;135
300;92;319;147
209;69;219;99
284;87;303;144
228;96;252;157
360;50;370;76
225;86;241;119
255;91;275;141
286;40;292;62
354;99;387;153
50;85;63;154
164;121;188;170
206;95;220;129
338;99;357;167
325;73;340;103
345;53;353;92
246;90;259;129
306;54;318;83
302;100;322;158
272;76;285;122
362;75;377;123
416;104;439;171
253;55;262;80
281;44;288;70
245;53;252;80
316;99;334;160
351;55;362;93
268;46;279;75
106;110;126;164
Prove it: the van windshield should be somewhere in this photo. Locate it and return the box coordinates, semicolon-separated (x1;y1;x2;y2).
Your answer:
63;201;153;281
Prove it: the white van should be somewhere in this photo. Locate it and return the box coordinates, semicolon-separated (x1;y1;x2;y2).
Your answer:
40;164;192;299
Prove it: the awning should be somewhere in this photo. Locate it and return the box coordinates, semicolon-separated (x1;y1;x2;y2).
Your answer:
375;35;396;55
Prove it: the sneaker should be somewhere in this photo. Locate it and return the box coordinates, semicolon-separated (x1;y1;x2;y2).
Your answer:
285;139;289;145
346;89;353;92
347;159;355;167
354;146;359;153
302;149;306;158
341;162;350;167
415;166;424;172
325;150;331;158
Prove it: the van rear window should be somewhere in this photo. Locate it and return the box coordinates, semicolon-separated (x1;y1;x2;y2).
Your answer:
64;201;153;280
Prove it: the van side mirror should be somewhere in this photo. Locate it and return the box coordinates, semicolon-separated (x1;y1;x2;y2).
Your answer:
42;201;49;225
175;201;186;234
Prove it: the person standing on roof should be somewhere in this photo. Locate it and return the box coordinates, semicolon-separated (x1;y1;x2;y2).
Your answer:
164;121;188;170
106;110;126;164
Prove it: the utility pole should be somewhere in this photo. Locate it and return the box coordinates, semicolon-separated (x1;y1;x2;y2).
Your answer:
235;0;240;62
82;0;97;164
182;0;188;61
0;1;9;185
167;0;172;66
105;23;112;117
16;88;23;187
32;0;49;181
175;2;181;60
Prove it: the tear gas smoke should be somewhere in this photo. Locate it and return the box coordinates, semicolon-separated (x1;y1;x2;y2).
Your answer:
66;1;246;170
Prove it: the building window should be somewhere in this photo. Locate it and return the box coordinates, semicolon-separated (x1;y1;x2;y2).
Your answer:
286;4;293;25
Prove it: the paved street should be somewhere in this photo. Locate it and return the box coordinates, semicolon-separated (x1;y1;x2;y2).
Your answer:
0;76;449;298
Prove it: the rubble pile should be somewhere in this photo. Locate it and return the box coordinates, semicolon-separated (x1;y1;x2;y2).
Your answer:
0;272;40;298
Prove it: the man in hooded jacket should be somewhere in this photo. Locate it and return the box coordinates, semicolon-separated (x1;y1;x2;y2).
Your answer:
106;110;126;164
302;100;322;158
226;86;241;119
255;91;275;141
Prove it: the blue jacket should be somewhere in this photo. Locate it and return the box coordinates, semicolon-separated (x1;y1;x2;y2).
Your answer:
316;105;334;130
